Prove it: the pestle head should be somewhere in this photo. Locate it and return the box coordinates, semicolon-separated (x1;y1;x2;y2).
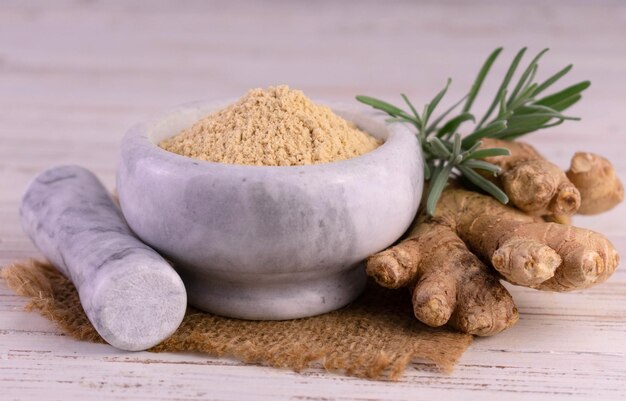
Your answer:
20;164;188;351
90;257;187;351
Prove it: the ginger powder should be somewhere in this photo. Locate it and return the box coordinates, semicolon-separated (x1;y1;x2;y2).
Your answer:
159;85;380;166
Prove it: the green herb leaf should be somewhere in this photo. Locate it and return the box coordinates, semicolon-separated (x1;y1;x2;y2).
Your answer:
426;94;468;134
356;96;417;123
496;118;566;140
401;93;422;124
463;147;511;160
423;160;431;180
425;79;451;125
436;112;475;138
515;104;562;115
451;132;462;159
356;47;587;212
550;94;582;112
462;159;502;175
427;162;454;215
458;165;509;204
535;81;591;108
508;113;578;121
461;120;508;148
507;48;549;106
426;137;452;158
476;47;527;129
533;64;573;96
464;47;503;113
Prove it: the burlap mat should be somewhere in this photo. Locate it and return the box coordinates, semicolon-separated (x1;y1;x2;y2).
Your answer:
1;259;472;380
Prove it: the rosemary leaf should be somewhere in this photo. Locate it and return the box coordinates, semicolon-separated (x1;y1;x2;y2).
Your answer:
508;113;579;121
533;64;573;96
426;94;468;134
423;161;431;180
463;147;511;160
426;79;452;125
508;82;538;110
356;47;587;215
515;104;562;115
458;165;509;204
451;132;462;159
476;47;527;129
462;159;501;175
461;120;508;148
550;94;582;112
462;141;483;156
463;47;503;113
507;48;549;106
521;63;539;94
536;81;591;107
436;113;475;138
497;118;565;140
427;162;454;215
426;137;452;158
356;96;417;123
401;93;422;123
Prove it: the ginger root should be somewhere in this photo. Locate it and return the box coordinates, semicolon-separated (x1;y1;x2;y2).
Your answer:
567;152;624;215
368;136;622;336
367;208;519;336
367;184;619;336
480;138;581;217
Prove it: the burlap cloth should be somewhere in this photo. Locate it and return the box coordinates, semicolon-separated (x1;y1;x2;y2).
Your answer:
2;259;472;380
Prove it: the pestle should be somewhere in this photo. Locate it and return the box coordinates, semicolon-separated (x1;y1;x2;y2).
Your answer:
20;165;187;351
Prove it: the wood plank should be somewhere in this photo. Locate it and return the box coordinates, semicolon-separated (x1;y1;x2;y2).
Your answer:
1;0;625;399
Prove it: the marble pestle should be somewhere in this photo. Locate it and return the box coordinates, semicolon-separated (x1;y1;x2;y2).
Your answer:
19;165;187;351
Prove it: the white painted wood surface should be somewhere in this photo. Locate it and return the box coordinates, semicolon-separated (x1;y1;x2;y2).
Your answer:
1;1;626;400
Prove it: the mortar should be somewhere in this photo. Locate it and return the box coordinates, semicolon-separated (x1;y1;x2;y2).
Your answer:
117;101;423;320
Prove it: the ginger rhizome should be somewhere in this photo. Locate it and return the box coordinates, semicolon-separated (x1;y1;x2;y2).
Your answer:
367;139;622;336
478;138;623;217
479;138;581;218
368;185;619;336
567;152;624;214
367;198;519;336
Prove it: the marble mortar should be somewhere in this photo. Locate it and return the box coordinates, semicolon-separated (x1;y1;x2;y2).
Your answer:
117;102;424;320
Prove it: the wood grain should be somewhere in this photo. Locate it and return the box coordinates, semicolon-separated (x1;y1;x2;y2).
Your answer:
1;1;625;400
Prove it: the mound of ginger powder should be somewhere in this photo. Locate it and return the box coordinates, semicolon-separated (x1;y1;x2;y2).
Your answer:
158;86;381;166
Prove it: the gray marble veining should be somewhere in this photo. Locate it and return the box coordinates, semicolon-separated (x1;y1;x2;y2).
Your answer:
117;102;424;320
20;166;187;351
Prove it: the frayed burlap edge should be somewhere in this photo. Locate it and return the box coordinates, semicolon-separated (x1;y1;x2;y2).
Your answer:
1;259;472;380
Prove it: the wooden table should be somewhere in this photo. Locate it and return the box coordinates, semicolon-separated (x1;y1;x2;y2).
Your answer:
2;1;625;400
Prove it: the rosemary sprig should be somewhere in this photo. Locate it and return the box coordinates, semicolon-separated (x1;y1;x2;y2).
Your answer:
356;47;590;215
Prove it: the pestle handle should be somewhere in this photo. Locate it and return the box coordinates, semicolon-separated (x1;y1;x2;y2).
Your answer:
20;165;187;351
